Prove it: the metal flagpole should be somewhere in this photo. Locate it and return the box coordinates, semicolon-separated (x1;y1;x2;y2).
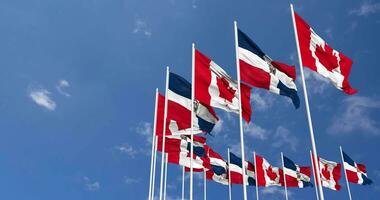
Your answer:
148;89;159;200
204;169;207;200
233;20;248;200
164;154;168;200
228;148;232;200
281;152;289;200
254;151;259;200
159;67;170;200
190;43;195;200
340;146;353;200
182;166;185;200
310;151;320;200
152;135;158;200
290;4;325;200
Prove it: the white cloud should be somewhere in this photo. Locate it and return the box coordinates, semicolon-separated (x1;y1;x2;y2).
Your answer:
272;126;298;152
29;88;56;111
115;143;138;158
56;79;71;97
251;92;275;111
301;69;330;95
133;19;152;37
124;177;141;184
136;122;153;143
328;96;380;135
350;1;380;16
83;176;100;191
261;187;292;198
212;119;224;135
244;122;269;140
191;0;198;9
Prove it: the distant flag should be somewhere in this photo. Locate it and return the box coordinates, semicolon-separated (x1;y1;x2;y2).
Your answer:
229;152;256;186
255;154;284;187
195;49;252;122
293;12;357;95
155;73;219;136
342;150;373;185
157;135;206;154
157;135;211;171
283;155;313;188
237;29;300;108
314;156;342;191
205;147;229;185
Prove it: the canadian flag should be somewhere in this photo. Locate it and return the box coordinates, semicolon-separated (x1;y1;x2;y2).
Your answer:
255;154;284;187
195;49;252;122
314;156;342;191
294;12;357;95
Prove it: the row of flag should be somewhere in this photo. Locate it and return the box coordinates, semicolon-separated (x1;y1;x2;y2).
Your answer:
148;4;370;200
156;134;372;189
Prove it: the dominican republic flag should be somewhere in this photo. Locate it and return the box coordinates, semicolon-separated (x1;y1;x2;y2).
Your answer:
229;152;256;186
255;154;284;187
283;155;313;188
157;135;206;154
205;147;229;185
238;29;300;108
314;156;342;190
162;135;211;172
156;73;218;136
342;150;373;185
294;12;357;95
167;151;210;172
195;49;252;122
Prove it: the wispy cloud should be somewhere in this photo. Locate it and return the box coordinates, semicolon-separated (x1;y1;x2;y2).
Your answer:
56;79;71;97
124;177;141;184
272;126;299;152
83;176;100;191
136;122;153;143
301;69;330;95
261;187;292;198
251;92;275;111
191;0;198;9
328;96;380;135
349;1;380;16
29;88;56;111
244;123;269;140
212;118;224;135
114;143;138;158
133;19;152;37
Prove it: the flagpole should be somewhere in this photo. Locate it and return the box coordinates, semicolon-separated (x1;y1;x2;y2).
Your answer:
339;146;353;200
310;150;320;200
148;89;159;200
204;169;207;200
190;42;195;200
233;20;248;200
228;148;232;200
254;151;259;200
159;67;170;200
152;135;158;200
290;4;324;200
182;166;185;200
281;152;289;200
163;154;168;200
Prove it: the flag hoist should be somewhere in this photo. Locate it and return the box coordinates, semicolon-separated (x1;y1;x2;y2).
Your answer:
148;89;159;200
159;67;170;200
190;43;195;200
233;21;249;200
290;4;325;200
281;152;289;200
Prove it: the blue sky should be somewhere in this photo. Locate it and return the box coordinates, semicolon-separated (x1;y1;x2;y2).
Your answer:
0;0;379;199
